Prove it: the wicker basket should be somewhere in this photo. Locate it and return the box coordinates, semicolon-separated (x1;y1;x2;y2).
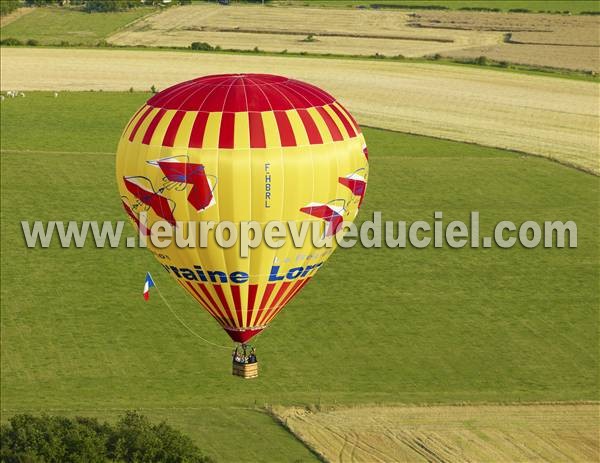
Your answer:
232;362;258;379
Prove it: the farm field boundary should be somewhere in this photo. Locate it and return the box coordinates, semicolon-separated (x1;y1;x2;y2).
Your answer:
272;403;600;462
2;47;597;174
104;3;599;72
275;1;600;14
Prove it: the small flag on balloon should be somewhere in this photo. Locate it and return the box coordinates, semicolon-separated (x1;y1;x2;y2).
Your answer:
143;272;155;300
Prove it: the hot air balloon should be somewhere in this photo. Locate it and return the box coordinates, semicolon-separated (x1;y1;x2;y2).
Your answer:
116;74;368;377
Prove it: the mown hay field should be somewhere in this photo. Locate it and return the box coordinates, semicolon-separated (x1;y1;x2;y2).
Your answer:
448;43;600;74
107;4;502;57
2;48;598;174
110;29;496;58
274;404;600;462
410;11;600;72
279;0;600;14
106;4;600;72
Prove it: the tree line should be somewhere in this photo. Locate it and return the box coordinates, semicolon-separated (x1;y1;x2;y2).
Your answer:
1;411;215;462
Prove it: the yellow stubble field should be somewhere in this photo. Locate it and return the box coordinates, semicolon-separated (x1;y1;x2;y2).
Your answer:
410;11;600;72
273;403;600;462
107;4;502;58
1;48;598;174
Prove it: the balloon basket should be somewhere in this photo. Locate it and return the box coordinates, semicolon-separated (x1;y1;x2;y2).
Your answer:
232;362;259;379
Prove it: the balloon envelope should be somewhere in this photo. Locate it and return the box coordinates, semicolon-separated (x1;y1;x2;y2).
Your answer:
116;74;368;342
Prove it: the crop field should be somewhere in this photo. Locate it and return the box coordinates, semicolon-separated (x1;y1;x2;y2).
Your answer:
274;404;600;462
106;3;600;72
0;6;155;45
1;92;598;460
449;42;600;73
278;0;600;14
410;11;600;72
2;48;598;174
107;4;501;57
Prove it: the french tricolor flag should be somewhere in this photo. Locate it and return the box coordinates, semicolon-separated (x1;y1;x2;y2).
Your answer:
143;272;155;300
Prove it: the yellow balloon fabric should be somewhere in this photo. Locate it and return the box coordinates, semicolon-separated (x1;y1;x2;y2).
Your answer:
116;74;368;342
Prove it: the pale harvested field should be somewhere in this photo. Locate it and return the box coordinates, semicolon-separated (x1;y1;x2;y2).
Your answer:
447;43;600;74
108;4;502;58
273;403;600;462
111;30;493;58
107;5;600;71
1;48;598;173
410;11;600;72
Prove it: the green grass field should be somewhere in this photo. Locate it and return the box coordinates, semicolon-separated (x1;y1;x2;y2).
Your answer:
1;92;598;461
282;0;600;13
0;7;155;45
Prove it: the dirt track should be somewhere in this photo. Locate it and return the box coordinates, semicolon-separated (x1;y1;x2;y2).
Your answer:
273;403;600;462
1;48;598;173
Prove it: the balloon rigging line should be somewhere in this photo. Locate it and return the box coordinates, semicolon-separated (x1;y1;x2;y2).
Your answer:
153;282;232;350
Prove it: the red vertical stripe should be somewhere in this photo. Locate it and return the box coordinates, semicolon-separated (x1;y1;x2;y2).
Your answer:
162;110;186;147
247;284;259;326
274;111;296;147
124;105;146;134
188;112;209;148
197;283;223;321
255;283;276;325
261;282;292;326
297;109;323;145
185;281;220;322
249;112;266;148
231;285;241;312
337;103;361;134
185;282;209;310
214;284;241;327
128;106;153;142
219;112;235;149
281;277;310;308
316;106;343;141
329;104;356;138
258;283;275;310
264;278;311;325
142;108;166;145
256;283;275;325
271;282;291;309
263;304;284;326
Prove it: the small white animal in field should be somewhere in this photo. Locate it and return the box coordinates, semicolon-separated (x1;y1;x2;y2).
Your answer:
54;92;59;98
6;91;14;98
19;92;25;97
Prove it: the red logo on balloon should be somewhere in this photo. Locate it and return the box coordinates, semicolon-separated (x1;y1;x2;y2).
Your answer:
148;156;216;212
300;202;345;237
339;170;367;207
123;176;177;226
121;197;151;235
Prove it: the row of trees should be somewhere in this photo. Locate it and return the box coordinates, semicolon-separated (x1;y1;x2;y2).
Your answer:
1;411;214;462
0;0;20;16
12;1;193;12
0;0;268;15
